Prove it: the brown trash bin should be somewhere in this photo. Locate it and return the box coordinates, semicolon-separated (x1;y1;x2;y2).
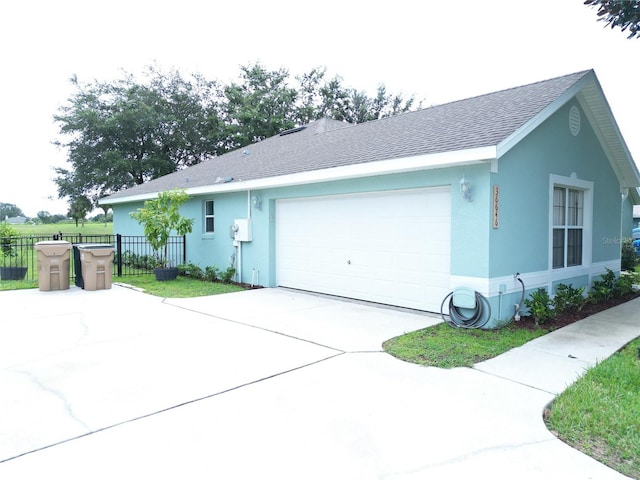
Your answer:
35;241;72;291
78;244;114;291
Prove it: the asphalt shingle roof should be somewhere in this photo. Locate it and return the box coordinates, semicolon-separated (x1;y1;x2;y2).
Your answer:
105;70;592;200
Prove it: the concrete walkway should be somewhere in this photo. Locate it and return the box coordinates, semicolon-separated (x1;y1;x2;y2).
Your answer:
0;286;637;479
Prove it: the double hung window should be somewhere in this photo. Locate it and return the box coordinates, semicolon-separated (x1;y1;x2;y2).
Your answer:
552;186;584;268
204;200;215;233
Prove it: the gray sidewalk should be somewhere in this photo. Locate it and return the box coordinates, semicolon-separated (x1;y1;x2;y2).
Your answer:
0;286;637;479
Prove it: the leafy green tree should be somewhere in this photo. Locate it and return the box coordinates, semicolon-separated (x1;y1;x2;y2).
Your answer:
221;63;298;150
37;211;52;224
0;203;24;221
129;189;194;269
54;67;222;205
67;196;93;227
584;0;640;38
54;62;421;201
295;68;418;124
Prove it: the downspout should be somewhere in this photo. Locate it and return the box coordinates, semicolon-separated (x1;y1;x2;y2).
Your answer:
620;188;630;271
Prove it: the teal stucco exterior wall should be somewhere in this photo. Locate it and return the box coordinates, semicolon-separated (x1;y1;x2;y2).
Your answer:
489;100;621;278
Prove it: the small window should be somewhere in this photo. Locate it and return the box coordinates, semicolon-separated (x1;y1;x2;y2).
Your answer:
204;200;214;233
552;186;584;269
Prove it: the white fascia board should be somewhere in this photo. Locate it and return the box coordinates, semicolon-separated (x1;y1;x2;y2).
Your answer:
103;145;497;205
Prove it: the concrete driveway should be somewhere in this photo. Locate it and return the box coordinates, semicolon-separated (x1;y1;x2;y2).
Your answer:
0;286;634;479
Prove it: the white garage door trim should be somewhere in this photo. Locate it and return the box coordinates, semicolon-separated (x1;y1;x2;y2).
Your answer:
276;187;451;311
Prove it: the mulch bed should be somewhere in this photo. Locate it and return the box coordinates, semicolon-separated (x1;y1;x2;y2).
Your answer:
513;291;640;331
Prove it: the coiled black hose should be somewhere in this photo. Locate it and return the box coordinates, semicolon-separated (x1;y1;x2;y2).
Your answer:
440;290;492;329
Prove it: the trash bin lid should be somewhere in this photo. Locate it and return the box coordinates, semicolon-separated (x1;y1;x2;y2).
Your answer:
76;243;113;250
35;241;72;254
77;244;114;256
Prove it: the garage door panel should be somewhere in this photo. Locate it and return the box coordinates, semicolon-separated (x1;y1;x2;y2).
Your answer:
276;188;451;311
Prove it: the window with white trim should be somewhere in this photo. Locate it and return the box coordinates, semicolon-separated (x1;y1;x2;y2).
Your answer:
552;186;584;268
204;200;214;233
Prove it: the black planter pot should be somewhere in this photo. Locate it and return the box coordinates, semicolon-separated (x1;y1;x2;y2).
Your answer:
0;266;28;281
154;267;179;281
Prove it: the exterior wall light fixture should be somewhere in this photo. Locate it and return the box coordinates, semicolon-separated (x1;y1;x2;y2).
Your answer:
460;175;472;202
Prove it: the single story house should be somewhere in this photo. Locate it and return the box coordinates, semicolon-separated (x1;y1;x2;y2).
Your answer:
103;69;640;328
5;216;27;224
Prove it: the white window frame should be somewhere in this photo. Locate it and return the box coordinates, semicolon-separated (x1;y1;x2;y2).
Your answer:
204;200;215;234
548;173;593;272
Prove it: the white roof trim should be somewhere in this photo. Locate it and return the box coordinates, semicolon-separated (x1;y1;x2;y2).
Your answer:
498;71;640;190
496;72;594;158
102;145;497;205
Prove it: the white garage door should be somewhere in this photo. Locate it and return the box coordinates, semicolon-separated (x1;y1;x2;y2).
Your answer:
276;187;451;311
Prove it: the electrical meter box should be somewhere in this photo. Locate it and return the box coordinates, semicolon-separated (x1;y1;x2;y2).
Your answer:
233;219;252;242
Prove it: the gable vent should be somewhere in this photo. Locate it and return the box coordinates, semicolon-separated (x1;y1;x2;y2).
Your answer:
569;105;581;136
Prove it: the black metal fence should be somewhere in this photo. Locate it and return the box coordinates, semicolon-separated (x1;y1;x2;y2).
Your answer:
0;233;186;283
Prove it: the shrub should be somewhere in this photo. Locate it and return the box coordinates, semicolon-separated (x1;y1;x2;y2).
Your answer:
204;265;219;282
588;268;617;304
523;288;554;325
616;271;638;296
121;252;156;270
220;266;236;284
621;238;637;271
178;262;204;280
553;283;585;314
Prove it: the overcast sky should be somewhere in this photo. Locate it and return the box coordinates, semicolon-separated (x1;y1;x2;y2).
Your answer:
1;0;638;217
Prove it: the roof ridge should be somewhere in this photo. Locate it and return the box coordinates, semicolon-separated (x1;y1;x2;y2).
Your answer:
354;69;594;128
440;69;593;106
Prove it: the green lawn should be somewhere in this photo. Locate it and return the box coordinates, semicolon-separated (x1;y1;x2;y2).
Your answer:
11;221;113;236
545;337;640;479
115;274;246;297
0;279;38;291
383;322;549;368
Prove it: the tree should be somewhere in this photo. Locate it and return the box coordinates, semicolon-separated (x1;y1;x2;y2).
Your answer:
129;189;194;270
584;0;640;38
0;203;24;221
67;196;92;227
54;62;421;201
220;63;299;150
53;66;222;206
37;211;52;224
294;69;418;124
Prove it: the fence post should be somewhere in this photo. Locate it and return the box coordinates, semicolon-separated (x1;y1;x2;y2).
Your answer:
116;234;123;277
183;234;187;264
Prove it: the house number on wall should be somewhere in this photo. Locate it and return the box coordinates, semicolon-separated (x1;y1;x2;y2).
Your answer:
492;185;499;228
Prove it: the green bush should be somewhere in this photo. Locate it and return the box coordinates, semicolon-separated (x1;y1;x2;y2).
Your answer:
220;266;236;284
588;268;617;304
621;238;637;271
553;283;585;314
204;265;219;282
616;271;639;296
178;262;204;280
587;268;639;303
121;252;156;270
523;288;554;325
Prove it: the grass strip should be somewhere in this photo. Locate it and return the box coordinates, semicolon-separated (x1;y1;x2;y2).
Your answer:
382;322;549;368
545;337;640;479
116;274;246;298
0;279;38;291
